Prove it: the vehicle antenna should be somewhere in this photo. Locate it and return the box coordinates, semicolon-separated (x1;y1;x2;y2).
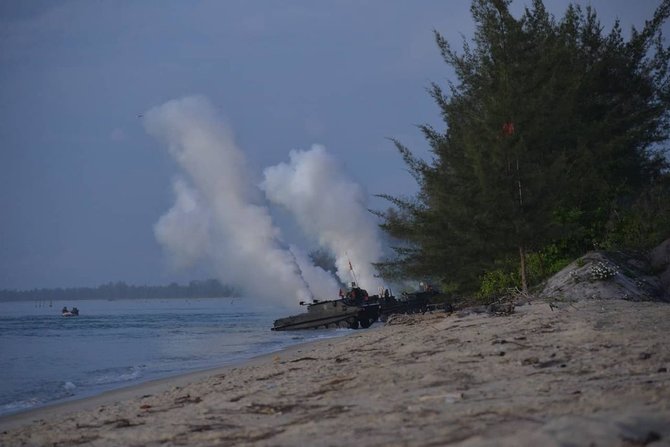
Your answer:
345;251;359;287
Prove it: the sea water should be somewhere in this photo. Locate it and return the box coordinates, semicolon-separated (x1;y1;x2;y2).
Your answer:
0;298;347;417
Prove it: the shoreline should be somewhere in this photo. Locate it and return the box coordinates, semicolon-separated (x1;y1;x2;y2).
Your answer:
2;300;669;446
0;330;354;431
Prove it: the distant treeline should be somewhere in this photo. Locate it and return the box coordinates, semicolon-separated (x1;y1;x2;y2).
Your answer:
0;279;239;302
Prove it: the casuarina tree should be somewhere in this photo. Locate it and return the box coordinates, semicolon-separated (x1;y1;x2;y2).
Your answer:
377;0;670;297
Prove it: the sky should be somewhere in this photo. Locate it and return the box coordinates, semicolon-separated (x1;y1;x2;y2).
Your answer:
0;0;666;291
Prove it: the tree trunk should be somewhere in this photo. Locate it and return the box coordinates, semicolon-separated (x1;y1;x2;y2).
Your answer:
518;244;528;294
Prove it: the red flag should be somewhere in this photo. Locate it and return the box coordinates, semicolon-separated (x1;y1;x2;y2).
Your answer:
502;121;515;136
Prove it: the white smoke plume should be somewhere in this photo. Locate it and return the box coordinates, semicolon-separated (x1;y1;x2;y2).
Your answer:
261;145;383;290
289;245;340;299
154;178;211;270
145;96;334;308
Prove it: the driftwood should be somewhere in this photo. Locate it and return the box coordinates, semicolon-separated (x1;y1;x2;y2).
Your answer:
485;287;527;316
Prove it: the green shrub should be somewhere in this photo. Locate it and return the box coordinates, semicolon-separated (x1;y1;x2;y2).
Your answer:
530;244;573;278
477;268;518;301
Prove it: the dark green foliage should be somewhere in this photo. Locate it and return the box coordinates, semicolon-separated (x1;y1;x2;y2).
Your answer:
478;265;519;301
476;245;572;301
377;0;670;298
602;174;670;251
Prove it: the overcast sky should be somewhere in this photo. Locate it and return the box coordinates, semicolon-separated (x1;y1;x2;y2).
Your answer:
0;0;666;290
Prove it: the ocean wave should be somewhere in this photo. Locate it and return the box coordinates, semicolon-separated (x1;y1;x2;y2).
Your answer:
0;397;42;415
89;365;145;385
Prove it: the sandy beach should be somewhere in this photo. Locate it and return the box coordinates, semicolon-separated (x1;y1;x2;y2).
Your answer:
1;298;669;446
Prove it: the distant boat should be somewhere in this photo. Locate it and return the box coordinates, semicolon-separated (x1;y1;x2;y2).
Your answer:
61;306;79;317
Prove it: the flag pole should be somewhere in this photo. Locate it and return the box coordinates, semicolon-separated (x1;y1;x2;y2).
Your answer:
345;251;359;287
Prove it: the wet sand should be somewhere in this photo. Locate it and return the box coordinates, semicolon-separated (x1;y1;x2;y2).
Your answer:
2;299;669;446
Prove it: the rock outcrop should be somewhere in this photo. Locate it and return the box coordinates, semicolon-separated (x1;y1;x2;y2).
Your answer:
650;238;670;295
540;250;669;302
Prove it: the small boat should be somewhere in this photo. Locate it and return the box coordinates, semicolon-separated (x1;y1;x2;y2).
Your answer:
61;306;79;317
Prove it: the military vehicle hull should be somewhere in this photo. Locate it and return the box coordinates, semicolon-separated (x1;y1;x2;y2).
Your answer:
378;290;436;322
271;299;380;331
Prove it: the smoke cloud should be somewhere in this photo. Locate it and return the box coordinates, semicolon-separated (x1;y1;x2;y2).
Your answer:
154;178;211;270
145;96;384;308
144;96;333;308
261;145;383;290
289;245;341;299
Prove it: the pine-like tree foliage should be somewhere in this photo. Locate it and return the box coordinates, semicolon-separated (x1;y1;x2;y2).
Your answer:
377;0;670;295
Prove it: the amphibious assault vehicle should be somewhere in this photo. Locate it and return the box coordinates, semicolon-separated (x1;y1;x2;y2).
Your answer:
271;298;380;331
378;289;438;322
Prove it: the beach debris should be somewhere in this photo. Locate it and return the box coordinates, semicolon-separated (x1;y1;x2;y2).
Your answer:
229;394;246;402
492;338;531;349
521;357;540;366
202;427;286;444
487;301;514;316
386;314;421;325
112;418;133;428
245;403;299;415
74;418;146;430
322;376;356;387
174;394;202;405
256;371;284;381
482;291;518;316
507;286;533;306
290;356;318;363
188;422;239;433
418;392;464;406
638;352;652;360
303;375;357;398
409;349;442;360
456;306;488;317
533;358;568;369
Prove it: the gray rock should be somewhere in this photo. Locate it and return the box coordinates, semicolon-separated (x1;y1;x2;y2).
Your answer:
539;251;669;303
659;266;670;295
650;238;670;271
